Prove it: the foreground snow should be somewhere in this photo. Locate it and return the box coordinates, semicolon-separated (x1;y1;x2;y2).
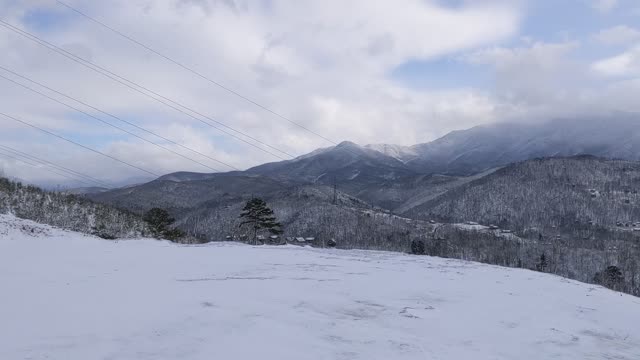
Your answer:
1;215;640;359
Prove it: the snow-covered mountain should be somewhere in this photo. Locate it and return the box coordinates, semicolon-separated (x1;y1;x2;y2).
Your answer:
299;116;640;176
2;214;639;359
247;140;416;186
138;116;640;203
248;115;640;179
403;115;640;175
81;117;640;297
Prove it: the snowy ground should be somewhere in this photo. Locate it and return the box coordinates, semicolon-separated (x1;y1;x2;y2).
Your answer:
2;214;640;360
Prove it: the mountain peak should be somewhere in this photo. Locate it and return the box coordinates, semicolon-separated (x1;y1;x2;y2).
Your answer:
335;140;360;148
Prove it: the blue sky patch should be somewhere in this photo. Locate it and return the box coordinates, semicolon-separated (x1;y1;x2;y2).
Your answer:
22;7;71;32
392;57;492;90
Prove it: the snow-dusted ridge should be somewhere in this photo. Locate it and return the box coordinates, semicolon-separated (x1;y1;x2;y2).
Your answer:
364;143;417;163
1;214;640;359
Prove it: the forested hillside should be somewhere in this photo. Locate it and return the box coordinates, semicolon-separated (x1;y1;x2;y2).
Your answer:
94;180;429;252
87;156;640;296
0;177;148;238
176;185;428;251
405;156;640;232
89;174;289;213
400;156;640;296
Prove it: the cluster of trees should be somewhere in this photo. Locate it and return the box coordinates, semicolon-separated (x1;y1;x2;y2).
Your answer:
407;157;640;234
0;177;148;238
408;224;640;296
227;193;639;297
142;208;185;241
396;157;640;296
177;186;425;252
0;177;189;242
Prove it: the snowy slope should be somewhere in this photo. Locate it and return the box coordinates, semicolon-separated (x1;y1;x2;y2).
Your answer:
364;143;417;163
1;214;640;360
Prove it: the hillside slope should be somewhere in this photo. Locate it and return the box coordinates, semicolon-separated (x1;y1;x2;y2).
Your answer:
1;214;639;360
0;177;147;238
106;117;640;213
89;174;289;214
404;156;640;231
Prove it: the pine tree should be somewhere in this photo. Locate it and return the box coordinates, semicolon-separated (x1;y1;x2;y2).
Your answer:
594;265;624;290
410;239;425;255
536;253;548;272
239;198;282;244
143;208;184;241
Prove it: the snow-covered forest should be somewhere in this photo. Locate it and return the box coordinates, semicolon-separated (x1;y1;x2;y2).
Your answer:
0;177;148;238
81;157;640;296
5;155;640;296
402;157;640;296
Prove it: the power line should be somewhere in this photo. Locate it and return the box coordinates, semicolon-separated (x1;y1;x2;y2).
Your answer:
0;144;112;188
0;19;294;161
55;0;342;148
0;147;102;187
0;65;240;171
0;71;231;173
0;112;160;177
0;148;98;187
0;144;110;187
0;66;239;172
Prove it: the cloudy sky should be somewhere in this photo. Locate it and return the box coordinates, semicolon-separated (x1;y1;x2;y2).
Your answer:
1;0;640;187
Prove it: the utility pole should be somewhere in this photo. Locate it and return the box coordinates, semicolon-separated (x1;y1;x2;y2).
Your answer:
333;176;337;205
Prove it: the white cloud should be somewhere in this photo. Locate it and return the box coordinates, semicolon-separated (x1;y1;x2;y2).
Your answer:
592;46;640;77
592;0;619;13
463;39;640;122
0;0;522;184
464;41;582;107
4;0;640;187
593;25;640;45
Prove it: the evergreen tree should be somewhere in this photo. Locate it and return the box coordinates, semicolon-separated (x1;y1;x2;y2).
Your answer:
239;198;282;244
536;253;548;272
410;239;425;255
143;208;184;241
594;265;624;290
